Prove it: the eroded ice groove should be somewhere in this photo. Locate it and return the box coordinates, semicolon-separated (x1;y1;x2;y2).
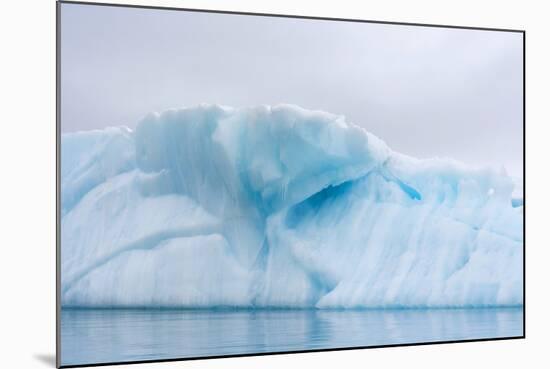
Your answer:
61;104;523;308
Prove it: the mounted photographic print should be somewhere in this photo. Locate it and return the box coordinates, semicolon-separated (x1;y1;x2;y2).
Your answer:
57;1;525;367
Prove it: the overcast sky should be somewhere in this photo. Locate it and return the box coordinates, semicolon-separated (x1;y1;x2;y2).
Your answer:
60;3;523;179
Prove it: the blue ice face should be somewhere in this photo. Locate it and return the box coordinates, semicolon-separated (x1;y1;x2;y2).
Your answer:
60;104;523;308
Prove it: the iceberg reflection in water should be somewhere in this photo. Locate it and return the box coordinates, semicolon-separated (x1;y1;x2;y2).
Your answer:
61;307;523;366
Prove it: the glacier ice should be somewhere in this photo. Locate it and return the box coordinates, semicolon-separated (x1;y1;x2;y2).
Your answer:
61;104;523;308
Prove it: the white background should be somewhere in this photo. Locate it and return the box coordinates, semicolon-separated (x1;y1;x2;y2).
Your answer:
0;0;548;368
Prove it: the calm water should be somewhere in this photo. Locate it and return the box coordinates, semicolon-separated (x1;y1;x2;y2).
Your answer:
61;307;523;366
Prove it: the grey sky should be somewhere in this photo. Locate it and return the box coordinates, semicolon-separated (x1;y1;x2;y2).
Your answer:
60;3;523;179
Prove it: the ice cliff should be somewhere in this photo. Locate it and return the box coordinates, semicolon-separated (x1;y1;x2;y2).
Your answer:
61;104;523;308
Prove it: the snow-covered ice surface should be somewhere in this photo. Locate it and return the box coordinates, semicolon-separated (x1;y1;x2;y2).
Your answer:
61;104;523;308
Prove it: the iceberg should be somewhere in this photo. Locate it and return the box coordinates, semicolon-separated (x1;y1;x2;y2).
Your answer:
61;104;523;308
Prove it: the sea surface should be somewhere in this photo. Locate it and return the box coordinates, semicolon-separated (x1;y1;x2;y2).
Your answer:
61;307;523;366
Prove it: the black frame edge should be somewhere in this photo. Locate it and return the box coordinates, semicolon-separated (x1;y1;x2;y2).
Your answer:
56;1;62;368
59;336;525;369
57;0;525;33
522;30;526;339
